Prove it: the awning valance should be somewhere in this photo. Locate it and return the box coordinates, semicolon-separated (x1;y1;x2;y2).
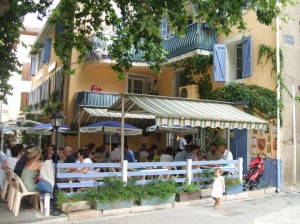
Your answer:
72;107;155;129
108;94;269;130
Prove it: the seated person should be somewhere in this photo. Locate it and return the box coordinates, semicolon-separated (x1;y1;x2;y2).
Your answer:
124;144;136;162
14;147;32;177
160;147;174;162
21;147;42;192
110;143;121;162
206;143;222;161
1;146;19;170
71;148;94;182
186;145;200;169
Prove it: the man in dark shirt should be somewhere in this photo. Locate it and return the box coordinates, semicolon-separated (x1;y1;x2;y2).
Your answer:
14;150;30;177
63;145;76;163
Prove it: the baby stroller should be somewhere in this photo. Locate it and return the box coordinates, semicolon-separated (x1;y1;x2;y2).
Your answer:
243;154;267;190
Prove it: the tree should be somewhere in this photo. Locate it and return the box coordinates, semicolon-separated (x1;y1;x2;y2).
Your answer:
0;0;295;101
0;0;53;102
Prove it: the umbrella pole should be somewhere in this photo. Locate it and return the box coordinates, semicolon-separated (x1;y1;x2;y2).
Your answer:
109;134;112;155
121;94;125;162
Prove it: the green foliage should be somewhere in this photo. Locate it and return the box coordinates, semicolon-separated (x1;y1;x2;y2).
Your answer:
139;179;177;199
29;42;44;55
47;0;294;80
85;177;138;202
43;90;63;115
213;83;277;120
203;128;226;152
224;177;242;187
0;0;53;100
56;191;88;209
197;168;214;189
182;180;199;194
199;73;214;99
39;99;48;109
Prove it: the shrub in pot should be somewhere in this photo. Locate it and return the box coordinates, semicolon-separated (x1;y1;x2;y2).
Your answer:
197;168;214;198
138;179;177;206
57;191;92;214
176;181;201;202
224;177;243;195
85;176;138;210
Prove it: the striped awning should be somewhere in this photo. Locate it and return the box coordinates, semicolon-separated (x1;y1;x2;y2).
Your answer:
108;94;269;130
72;107;155;129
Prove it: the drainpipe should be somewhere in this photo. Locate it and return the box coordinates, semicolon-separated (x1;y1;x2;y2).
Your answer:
276;10;282;192
121;93;125;162
292;85;297;186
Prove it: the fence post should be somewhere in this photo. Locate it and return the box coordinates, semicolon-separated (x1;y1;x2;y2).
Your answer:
122;160;128;183
186;159;192;184
238;157;243;183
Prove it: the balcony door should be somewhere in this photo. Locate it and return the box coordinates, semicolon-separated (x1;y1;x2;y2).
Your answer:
127;74;152;95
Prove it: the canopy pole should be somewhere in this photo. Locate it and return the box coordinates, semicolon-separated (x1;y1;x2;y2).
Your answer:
276;12;282;192
121;94;125;162
0;99;3;151
78;107;81;149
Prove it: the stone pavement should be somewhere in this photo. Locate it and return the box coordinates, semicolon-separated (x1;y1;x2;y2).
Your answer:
0;186;297;224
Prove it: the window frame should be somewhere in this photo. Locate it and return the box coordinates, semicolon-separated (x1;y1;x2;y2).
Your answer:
126;73;153;95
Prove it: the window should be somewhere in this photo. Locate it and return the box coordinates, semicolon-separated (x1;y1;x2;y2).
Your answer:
20;92;29;110
174;69;189;97
37;37;52;71
21;63;31;81
161;19;169;37
127;74;152;95
53;69;64;100
104;135;127;145
213;35;252;82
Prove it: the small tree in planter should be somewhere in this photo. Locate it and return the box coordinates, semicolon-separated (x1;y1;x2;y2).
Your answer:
224;177;243;195
138;179;177;206
176;180;201;202
85;176;138;210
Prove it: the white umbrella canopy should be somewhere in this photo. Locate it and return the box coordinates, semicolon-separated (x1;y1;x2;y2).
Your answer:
146;124;198;134
26;123;76;135
80;121;142;136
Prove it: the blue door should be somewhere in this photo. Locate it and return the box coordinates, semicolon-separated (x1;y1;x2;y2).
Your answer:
230;129;248;174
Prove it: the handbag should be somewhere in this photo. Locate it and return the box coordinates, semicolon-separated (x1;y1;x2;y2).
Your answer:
35;179;52;193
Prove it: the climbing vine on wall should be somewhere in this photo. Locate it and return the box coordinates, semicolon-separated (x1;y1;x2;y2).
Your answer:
257;44;300;125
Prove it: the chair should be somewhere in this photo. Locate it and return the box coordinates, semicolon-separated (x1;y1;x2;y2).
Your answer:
1;168;11;200
7;170;17;210
12;173;40;216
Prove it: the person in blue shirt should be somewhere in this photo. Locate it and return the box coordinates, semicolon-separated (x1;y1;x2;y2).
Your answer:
124;144;136;162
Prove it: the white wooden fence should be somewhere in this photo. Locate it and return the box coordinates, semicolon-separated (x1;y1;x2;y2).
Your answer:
56;158;243;189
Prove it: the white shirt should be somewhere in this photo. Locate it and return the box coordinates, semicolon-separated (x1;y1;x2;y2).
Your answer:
139;151;149;162
222;149;233;161
110;147;121;162
178;137;187;150
160;154;174;162
79;157;94;182
5;156;19;170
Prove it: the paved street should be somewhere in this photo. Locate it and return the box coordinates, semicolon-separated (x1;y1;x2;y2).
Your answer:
75;191;300;224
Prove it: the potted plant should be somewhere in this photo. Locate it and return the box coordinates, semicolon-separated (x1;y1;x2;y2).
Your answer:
57;191;92;214
176;180;201;202
139;179;177;206
197;168;214;198
85;177;138;210
224;177;243;195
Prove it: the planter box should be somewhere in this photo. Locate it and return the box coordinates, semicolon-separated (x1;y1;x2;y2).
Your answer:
141;194;175;206
95;199;134;210
61;201;91;213
226;184;243;195
176;191;201;202
200;188;212;198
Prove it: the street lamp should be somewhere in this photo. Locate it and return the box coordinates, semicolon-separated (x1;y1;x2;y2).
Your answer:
50;113;64;216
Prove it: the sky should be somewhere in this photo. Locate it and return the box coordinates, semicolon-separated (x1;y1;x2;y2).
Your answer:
23;0;60;28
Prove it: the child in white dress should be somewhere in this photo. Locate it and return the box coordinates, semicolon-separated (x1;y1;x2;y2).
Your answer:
211;168;225;209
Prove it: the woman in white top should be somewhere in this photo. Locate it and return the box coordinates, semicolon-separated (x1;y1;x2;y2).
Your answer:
72;148;94;182
1;146;19;170
160;147;174;162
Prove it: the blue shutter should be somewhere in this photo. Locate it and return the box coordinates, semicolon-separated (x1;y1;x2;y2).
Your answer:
30;56;36;76
161;19;168;37
242;35;252;78
41;38;52;64
213;44;226;82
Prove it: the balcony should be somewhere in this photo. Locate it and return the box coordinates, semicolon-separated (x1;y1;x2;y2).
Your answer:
75;91;120;108
86;22;217;62
162;22;217;59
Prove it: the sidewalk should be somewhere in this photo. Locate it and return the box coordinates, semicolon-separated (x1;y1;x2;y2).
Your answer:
0;186;284;224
